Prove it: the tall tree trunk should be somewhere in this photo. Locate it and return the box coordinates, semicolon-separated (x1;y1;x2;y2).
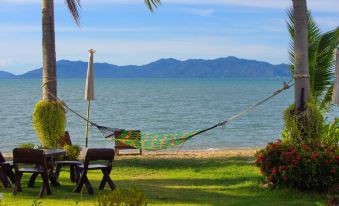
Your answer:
292;0;310;110
42;0;57;101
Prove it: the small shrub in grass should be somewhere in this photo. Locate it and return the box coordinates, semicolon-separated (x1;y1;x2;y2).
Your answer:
31;199;42;206
95;186;147;206
63;144;81;160
255;140;339;192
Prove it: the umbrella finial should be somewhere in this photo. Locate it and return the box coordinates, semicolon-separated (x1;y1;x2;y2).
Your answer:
88;48;96;54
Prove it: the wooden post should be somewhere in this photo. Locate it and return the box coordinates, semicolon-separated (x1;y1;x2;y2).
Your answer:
85;101;91;148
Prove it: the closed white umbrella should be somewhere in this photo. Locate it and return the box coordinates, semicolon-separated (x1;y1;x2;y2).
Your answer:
85;49;95;147
333;48;339;105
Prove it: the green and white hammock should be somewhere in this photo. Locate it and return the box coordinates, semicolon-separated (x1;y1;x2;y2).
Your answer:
46;81;293;151
98;127;198;151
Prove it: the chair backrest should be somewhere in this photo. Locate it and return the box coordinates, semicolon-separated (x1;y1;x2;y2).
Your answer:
58;131;72;147
83;148;115;169
0;151;6;163
13;148;46;165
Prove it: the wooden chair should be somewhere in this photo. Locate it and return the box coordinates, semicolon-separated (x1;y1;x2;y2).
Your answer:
73;148;116;195
55;131;82;183
0;151;15;188
114;130;142;155
13;148;51;198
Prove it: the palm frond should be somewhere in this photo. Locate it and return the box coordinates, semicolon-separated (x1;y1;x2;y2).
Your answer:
65;0;81;26
287;8;338;109
319;84;334;112
145;0;161;12
287;9;295;75
313;28;339;99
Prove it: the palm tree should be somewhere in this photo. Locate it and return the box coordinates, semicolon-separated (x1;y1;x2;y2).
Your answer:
287;9;339;112
42;0;161;101
291;0;310;111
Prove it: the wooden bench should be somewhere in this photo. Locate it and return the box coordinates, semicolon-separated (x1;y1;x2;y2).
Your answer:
114;130;142;155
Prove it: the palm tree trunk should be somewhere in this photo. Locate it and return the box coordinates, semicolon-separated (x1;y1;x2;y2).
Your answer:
42;0;57;101
292;0;310;110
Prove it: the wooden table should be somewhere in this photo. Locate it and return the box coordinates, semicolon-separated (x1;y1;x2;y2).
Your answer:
28;149;67;187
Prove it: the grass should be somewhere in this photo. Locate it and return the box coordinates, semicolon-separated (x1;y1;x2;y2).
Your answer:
0;152;328;206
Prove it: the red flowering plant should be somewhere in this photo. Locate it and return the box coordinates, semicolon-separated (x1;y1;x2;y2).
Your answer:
255;140;339;191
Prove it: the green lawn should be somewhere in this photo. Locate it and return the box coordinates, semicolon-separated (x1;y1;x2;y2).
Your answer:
0;154;327;206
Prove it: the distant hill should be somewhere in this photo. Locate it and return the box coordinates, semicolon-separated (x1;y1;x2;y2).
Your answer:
0;71;15;79
0;57;290;79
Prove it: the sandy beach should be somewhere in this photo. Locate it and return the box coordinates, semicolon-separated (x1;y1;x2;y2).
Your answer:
3;148;258;160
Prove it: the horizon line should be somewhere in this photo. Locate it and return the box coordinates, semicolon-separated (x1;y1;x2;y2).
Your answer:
1;56;288;76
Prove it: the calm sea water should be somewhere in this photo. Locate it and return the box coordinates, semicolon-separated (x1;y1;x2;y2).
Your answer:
0;78;337;152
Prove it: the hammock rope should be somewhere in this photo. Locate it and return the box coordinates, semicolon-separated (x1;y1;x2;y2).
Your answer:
41;80;293;151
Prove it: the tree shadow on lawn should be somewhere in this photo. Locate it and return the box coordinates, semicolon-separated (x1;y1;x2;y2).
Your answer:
0;175;114;204
113;177;326;206
114;155;254;170
110;156;325;206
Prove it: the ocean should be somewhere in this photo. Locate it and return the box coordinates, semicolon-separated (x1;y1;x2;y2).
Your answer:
0;78;337;152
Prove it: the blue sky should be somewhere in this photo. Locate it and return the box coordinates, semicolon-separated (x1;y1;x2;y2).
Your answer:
0;0;338;74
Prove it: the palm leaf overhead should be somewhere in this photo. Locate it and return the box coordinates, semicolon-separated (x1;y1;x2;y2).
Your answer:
145;0;161;12
64;0;161;25
287;8;339;111
313;29;339;99
65;0;82;26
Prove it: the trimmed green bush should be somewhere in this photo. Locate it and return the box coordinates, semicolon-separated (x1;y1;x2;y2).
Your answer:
95;186;147;206
282;99;324;145
63;144;81;160
19;143;35;149
33;100;66;149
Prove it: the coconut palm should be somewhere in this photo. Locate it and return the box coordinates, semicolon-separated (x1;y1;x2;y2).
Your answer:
291;0;310;111
287;9;339;112
42;0;161;101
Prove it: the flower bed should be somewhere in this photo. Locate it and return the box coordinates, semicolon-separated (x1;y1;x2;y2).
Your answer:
255;140;339;191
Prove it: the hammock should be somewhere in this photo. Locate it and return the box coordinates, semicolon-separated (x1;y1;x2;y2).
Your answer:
103;129;198;151
43;81;293;151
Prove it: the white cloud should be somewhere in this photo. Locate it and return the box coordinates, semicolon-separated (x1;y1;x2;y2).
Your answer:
0;25;156;33
0;59;7;67
314;17;339;29
182;8;215;17
2;0;339;12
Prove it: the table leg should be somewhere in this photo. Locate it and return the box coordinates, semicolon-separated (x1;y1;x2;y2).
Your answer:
46;157;61;187
0;169;10;188
28;173;38;187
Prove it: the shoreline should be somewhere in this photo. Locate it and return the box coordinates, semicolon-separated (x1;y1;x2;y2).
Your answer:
3;148;258;160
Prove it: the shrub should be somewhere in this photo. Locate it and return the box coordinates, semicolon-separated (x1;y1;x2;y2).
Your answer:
282;99;324;145
255;140;338;192
33;100;66;149
63;144;81;160
95;186;147;206
19;143;35;149
322;119;339;147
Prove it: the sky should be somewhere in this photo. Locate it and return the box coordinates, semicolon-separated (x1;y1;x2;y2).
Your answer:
0;0;338;74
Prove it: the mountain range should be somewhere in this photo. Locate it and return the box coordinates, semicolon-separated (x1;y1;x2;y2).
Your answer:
0;56;290;79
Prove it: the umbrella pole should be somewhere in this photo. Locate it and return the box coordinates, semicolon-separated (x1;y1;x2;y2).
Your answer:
85;100;91;148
